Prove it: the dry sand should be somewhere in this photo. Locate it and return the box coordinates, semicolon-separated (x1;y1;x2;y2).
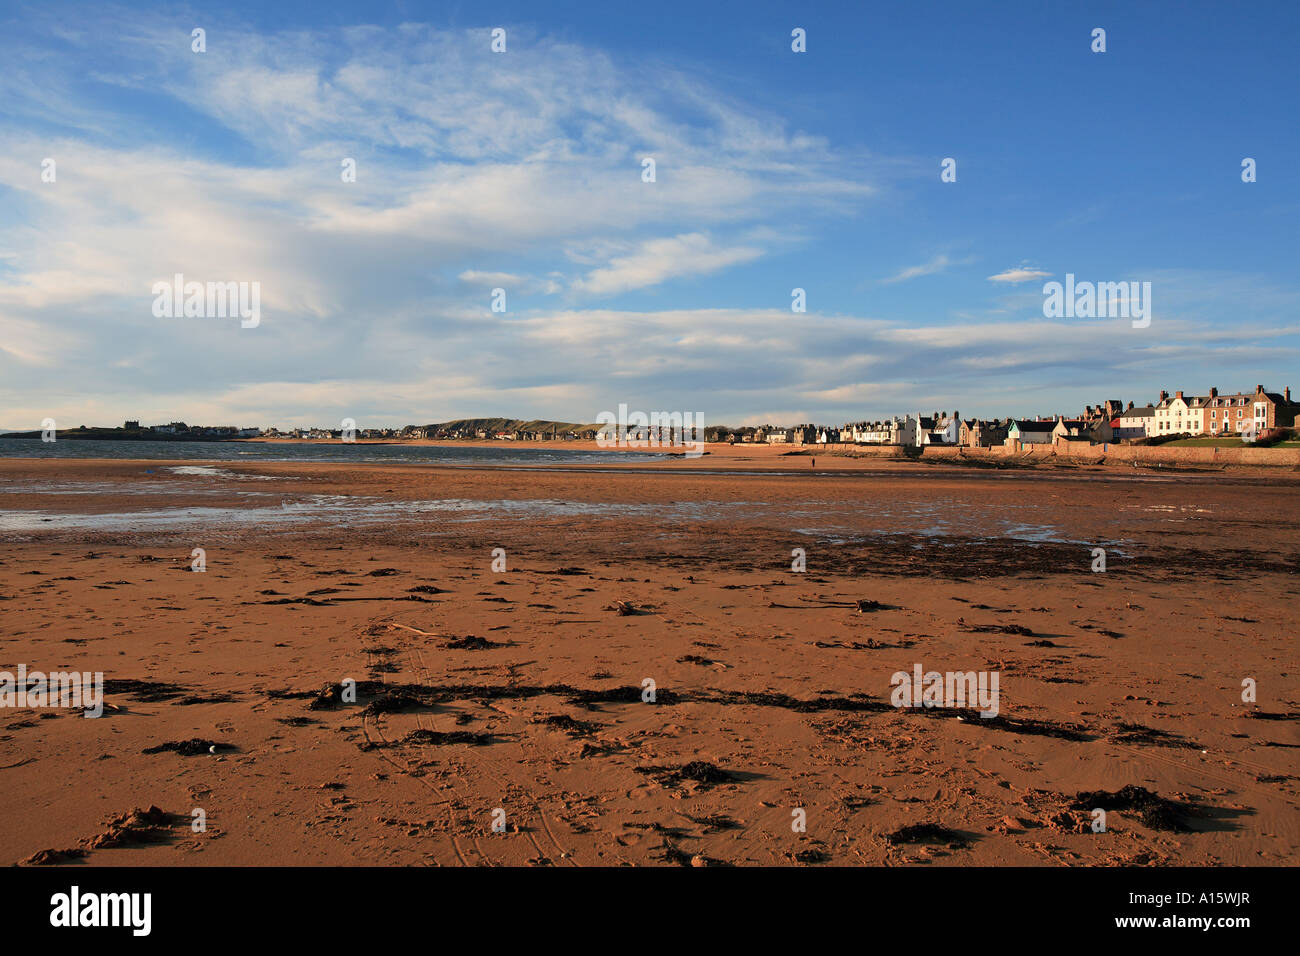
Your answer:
1;454;1296;866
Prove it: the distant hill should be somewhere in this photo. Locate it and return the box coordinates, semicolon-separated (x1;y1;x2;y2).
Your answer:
423;418;601;434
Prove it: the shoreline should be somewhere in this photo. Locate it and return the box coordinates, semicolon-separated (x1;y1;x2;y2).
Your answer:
5;433;1299;472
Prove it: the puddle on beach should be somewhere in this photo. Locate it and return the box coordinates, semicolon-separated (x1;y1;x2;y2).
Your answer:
0;495;730;533
0;481;1123;548
0;467;1141;544
163;465;286;480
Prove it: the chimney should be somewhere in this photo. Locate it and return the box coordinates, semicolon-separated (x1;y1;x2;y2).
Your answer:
1160;390;1168;402
1287;387;1292;403
1127;401;1134;410
1256;384;1264;394
1209;387;1217;398
1175;390;1184;400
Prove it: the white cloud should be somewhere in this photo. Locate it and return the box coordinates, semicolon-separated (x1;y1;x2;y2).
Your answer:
0;19;876;361
0;15;1296;429
987;267;1051;284
571;234;762;297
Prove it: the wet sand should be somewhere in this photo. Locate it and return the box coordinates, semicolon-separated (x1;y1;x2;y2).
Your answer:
1;456;1296;866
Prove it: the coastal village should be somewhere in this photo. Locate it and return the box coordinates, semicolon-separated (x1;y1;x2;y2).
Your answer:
15;384;1296;448
764;384;1299;449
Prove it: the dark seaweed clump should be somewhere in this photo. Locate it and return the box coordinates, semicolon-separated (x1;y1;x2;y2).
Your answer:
142;738;234;756
1070;785;1191;832
635;761;737;788
885;823;969;846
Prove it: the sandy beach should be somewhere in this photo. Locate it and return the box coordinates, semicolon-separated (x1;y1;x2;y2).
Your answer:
1;452;1297;867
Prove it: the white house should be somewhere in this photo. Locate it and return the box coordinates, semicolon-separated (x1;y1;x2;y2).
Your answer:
895;415;922;447
1114;403;1155;440
918;411;960;446
1006;419;1056;445
840;420;900;444
1153;391;1197;435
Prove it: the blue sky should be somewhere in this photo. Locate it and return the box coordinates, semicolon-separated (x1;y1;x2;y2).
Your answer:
1;0;1297;428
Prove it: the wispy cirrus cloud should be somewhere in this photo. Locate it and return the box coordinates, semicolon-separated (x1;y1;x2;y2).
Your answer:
987;267;1051;284
880;253;973;284
0;13;878;361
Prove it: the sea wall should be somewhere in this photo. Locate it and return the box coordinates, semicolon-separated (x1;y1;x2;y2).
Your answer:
803;441;1300;466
